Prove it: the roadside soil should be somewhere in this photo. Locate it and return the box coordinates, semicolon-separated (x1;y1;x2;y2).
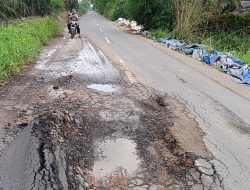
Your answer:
0;32;223;190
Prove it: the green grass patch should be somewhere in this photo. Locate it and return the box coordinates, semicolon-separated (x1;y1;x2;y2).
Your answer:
0;17;61;79
146;29;172;39
195;31;250;66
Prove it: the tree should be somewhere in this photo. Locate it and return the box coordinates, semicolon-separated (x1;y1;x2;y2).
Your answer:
65;0;79;11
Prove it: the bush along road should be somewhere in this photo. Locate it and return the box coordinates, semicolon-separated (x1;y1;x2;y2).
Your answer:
0;12;250;190
0;17;61;79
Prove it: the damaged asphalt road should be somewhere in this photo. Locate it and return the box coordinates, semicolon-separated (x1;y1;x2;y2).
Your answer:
0;33;224;190
79;13;250;190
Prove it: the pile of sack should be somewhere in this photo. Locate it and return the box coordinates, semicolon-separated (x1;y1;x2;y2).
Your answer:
158;37;250;85
115;18;250;85
116;18;144;34
116;18;130;27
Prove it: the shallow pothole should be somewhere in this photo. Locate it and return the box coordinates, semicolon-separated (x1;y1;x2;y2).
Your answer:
47;85;65;99
87;84;119;93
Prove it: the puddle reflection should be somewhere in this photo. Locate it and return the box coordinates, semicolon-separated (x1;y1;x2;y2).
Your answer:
93;138;140;179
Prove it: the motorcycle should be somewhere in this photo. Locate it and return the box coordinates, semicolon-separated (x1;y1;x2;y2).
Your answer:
69;21;78;39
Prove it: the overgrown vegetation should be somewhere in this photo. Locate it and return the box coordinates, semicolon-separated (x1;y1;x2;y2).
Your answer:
78;0;91;15
93;0;250;65
0;0;52;20
0;17;61;79
196;30;250;65
172;0;204;39
0;0;83;21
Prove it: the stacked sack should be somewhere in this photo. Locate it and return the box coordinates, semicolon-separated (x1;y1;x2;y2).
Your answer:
157;37;250;85
116;18;144;34
116;18;130;27
115;19;250;85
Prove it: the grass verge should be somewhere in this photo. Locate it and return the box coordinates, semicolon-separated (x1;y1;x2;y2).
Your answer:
195;31;250;66
0;17;62;79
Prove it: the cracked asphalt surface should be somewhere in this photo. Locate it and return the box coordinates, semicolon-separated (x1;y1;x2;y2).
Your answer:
0;13;249;190
79;12;250;190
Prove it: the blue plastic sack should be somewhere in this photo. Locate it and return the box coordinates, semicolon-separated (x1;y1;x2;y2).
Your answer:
224;53;245;66
168;40;185;50
202;51;211;64
154;35;249;85
181;48;194;55
209;51;221;64
243;66;250;85
159;37;172;43
228;56;245;66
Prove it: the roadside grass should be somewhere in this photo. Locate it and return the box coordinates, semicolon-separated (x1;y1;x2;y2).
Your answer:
147;29;172;39
193;30;250;66
149;29;250;66
0;17;61;79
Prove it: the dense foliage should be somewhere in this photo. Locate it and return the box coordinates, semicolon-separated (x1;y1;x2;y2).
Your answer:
0;0;52;19
93;0;174;30
0;0;82;20
93;0;249;65
93;0;248;31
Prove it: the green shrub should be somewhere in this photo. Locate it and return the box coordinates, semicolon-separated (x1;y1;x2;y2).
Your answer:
173;0;205;39
149;29;171;39
0;17;61;79
111;0;128;20
50;0;65;13
0;0;52;19
207;14;250;33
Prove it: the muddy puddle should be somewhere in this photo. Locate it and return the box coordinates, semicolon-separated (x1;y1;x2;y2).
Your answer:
87;84;119;93
93;138;140;179
90;138;172;189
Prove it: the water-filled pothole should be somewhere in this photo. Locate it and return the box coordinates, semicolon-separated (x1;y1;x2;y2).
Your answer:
87;84;119;93
92;138;141;185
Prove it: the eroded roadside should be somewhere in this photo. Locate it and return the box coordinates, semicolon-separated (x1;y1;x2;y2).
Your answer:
0;34;223;190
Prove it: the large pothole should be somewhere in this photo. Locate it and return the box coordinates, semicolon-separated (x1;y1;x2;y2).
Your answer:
0;36;222;190
11;85;220;190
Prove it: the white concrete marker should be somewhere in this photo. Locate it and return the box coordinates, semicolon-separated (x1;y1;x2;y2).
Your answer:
105;37;111;44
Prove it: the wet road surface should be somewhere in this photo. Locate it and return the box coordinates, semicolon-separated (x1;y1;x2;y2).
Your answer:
0;28;222;190
79;12;250;190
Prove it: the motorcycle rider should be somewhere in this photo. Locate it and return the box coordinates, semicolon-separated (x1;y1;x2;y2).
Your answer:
68;9;80;35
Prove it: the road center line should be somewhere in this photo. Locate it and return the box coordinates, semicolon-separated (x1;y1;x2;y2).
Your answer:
100;28;103;32
105;37;111;44
97;24;99;26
